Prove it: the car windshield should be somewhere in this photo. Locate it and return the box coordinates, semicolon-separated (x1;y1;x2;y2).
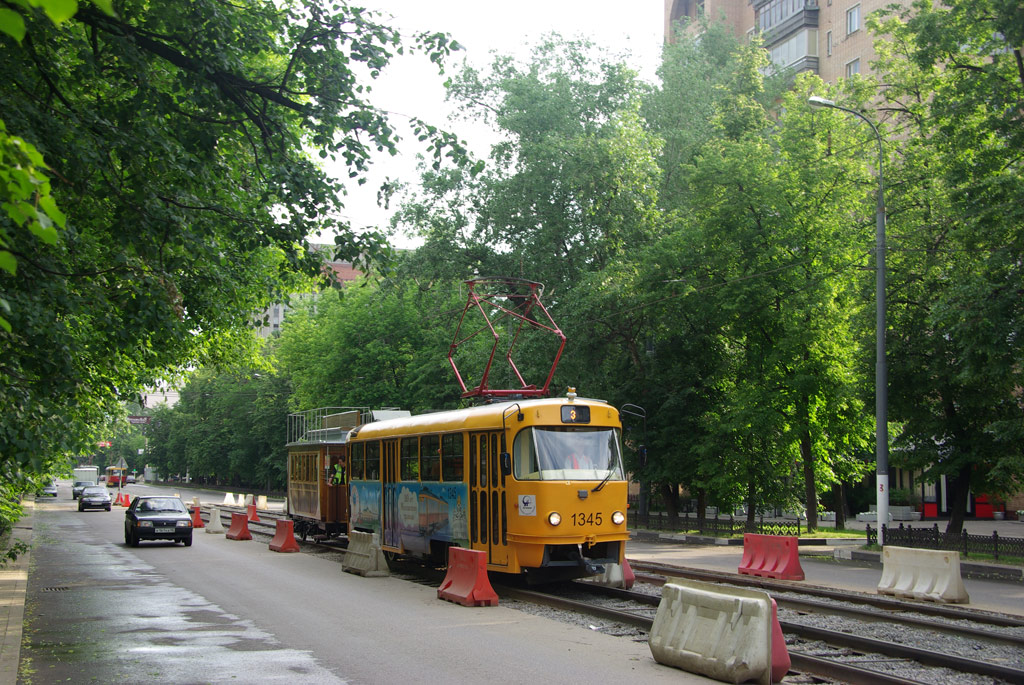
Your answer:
137;498;185;513
74;481;93;487
82;487;106;495
511;426;625;481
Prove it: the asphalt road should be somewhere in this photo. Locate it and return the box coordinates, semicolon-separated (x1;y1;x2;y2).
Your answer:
20;485;710;684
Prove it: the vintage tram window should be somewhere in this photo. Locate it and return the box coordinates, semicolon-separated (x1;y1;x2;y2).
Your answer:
441;433;463;482
479;491;488;544
350;443;364;480
421;434;440;481
400;437;419;481
365;441;381;480
479;434;488;488
561;405;590;424
490;435;499;489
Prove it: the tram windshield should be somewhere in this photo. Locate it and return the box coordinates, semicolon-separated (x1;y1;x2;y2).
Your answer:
512;426;625;481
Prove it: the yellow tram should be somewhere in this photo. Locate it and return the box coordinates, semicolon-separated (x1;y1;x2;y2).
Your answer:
347;389;628;582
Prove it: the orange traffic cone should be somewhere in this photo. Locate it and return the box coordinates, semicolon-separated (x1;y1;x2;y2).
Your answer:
191;504;205;529
247;503;260;522
118;492;130;506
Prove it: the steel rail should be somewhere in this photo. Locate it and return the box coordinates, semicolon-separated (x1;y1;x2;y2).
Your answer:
497;585;925;685
628;559;1024;628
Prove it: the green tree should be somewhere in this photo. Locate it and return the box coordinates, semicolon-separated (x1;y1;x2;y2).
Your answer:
0;0;466;508
635;27;875;529
277;276;466;414
871;0;1024;536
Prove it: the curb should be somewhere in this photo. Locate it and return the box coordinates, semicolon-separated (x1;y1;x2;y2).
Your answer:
0;500;33;685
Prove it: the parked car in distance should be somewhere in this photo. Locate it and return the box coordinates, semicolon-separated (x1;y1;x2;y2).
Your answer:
126;474;136;484
124;496;193;547
38;482;58;497
72;480;95;499
78;486;112;511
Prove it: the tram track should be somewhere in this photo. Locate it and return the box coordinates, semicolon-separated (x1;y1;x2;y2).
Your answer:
198;509;1024;683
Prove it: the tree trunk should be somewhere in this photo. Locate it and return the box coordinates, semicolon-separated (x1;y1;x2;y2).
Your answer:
746;478;757;533
799;422;818;532
660;483;679;520
831;481;847;530
944;464;972;541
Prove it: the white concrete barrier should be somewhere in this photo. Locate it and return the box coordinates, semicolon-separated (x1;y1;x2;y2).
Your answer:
342;531;389;577
205;505;225;534
256;495;268;510
649;579;772;684
222;492;235;506
243;493;254;507
877;546;969;603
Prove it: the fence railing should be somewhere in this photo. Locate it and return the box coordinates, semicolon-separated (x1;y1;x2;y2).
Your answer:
867;523;1024;561
629;511;801;538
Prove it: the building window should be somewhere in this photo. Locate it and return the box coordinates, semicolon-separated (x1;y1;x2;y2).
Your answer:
846;4;860;35
846;58;861;77
826;30;832;56
767;28;819;69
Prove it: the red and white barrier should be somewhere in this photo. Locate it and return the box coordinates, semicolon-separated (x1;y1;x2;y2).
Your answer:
738;534;805;581
269;519;301;553
190;504;205;529
225;512;252;541
437;547;498;607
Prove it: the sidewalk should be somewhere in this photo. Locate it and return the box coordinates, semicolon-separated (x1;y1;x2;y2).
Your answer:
0;500;32;685
631;515;1024;583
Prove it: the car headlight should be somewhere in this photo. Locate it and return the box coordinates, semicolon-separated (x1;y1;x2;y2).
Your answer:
548;512;561;526
611;510;625;525
176;520;192;528
138;521;153;527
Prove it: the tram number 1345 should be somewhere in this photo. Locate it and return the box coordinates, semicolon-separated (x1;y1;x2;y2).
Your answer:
571;512;603;526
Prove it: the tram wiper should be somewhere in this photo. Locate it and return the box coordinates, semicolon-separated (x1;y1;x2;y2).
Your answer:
592;469;614;493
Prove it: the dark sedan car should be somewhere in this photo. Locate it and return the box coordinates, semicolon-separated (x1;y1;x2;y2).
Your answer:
72;480;95;499
78;486;112;511
124;496;193;547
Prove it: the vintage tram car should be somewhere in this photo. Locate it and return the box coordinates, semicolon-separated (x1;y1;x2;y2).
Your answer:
285;406;409;541
346;389;629;582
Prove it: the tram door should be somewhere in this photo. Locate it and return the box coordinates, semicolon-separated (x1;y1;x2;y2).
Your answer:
469;432;508;567
325;447;348;525
381;439;399;548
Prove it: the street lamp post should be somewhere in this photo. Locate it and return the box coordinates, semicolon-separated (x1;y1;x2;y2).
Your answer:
808;95;889;544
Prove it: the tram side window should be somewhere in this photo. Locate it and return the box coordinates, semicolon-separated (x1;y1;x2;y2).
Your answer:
441;433;463;482
350;443;364;480
366;441;381;480
400;437;419;481
421;434;440;481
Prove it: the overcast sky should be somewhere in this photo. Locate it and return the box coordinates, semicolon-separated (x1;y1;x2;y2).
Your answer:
330;0;666;246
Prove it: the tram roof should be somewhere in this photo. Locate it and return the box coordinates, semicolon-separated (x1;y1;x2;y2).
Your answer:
350;395;614;439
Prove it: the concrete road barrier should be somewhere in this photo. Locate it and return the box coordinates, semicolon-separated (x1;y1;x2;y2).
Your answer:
222;492;235;506
269;519;301;553
649;579;775;684
225;512;252;541
437;547;498;607
738;534;804;581
342;531;389;577
590;560;635;589
878;546;969;603
205;506;225;534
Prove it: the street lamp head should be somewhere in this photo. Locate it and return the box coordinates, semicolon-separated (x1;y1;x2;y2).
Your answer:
808;95;837;109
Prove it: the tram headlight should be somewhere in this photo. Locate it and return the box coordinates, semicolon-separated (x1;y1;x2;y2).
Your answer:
548;512;562;526
611;510;625;525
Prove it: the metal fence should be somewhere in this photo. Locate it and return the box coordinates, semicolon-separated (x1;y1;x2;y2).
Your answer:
629;512;801;538
866;523;1024;561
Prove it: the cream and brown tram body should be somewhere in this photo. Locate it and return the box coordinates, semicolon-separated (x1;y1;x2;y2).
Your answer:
347;392;628;582
285;407;410;541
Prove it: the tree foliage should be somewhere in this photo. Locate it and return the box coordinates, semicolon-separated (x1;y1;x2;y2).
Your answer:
0;0;466;512
871;0;1024;534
